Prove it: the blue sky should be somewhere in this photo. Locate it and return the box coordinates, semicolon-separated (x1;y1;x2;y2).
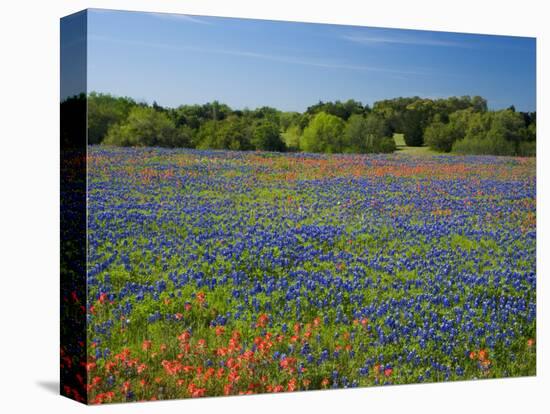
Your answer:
86;9;536;112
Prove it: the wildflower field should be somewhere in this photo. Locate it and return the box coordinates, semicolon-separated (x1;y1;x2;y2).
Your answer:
83;147;536;403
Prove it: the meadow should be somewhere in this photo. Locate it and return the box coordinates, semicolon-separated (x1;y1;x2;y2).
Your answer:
84;146;536;403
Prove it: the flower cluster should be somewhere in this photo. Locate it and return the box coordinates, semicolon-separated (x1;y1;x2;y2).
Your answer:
84;147;536;403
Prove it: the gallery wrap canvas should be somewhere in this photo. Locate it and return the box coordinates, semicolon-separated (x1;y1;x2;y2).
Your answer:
60;8;536;405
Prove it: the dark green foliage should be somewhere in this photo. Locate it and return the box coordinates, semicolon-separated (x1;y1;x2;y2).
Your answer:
424;120;459;153
252;121;286;152
170;101;232;129
372;96;421;134
344;114;393;153
196;116;255;151
378;136;397;153
450;109;534;156
279;112;301;131
518;141;536;156
343;114;370;153
401;110;425;146
83;91;534;156
88;92;137;145
103;106;191;148
306;99;366;121
373;95;489;147
452;135;515;155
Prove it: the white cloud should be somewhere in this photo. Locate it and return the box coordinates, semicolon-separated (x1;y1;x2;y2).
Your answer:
148;12;212;25
89;35;428;76
342;33;468;48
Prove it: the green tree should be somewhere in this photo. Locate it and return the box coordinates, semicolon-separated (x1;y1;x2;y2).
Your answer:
306;99;365;121
279;111;301;131
283;125;302;151
344;114;391;153
103;106;190;148
378;136;397;153
87;92;137;144
489;109;526;152
401;110;424;146
424;121;451;152
252;121;286;151
344;114;369;153
300;112;346;153
196;116;254;151
451;109;529;156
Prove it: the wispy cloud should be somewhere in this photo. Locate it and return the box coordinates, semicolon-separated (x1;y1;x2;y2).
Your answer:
210;49;427;75
342;33;469;48
148;12;212;25
89;35;429;76
88;9;213;25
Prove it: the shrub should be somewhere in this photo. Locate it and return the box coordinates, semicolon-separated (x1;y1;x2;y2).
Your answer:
104;106;190;148
300;112;346;153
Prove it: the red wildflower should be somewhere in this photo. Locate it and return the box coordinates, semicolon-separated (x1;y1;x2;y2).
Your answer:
287;378;298;392
105;361;116;372
188;382;206;398
216;347;228;356
478;349;489;361
228;370;240;383
256;313;269;328
142;339;152;351
279;356;297;372
98;292;108;304
196;291;206;305
122;381;131;393
178;331;191;343
204;367;215;381
137;363;147;374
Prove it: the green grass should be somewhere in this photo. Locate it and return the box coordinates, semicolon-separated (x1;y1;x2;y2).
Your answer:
393;133;440;156
280;132;442;156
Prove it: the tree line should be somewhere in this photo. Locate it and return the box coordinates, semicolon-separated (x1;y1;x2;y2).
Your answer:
61;92;536;156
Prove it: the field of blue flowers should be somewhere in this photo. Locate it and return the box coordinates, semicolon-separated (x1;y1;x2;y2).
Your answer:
83;146;536;403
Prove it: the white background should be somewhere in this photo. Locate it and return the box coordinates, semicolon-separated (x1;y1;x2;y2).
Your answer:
0;0;547;412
